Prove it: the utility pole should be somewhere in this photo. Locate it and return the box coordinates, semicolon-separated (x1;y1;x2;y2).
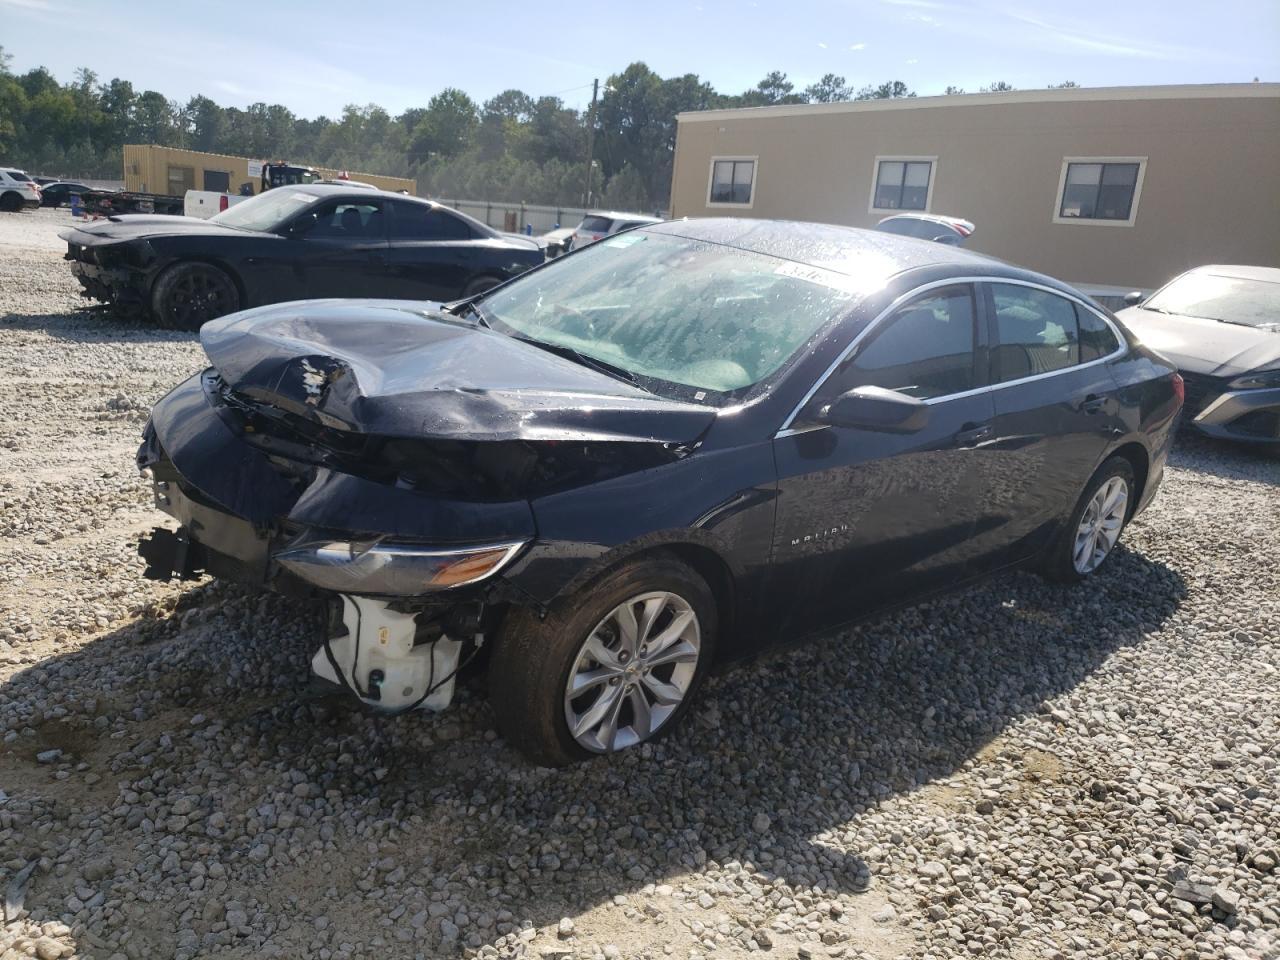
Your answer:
582;78;599;208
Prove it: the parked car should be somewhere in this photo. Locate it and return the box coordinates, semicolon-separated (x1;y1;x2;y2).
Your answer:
31;175;60;186
1117;264;1280;443
135;218;1182;765
541;226;577;258
60;184;545;328
571;210;663;250
0;168;42;211
875;213;975;245
38;181;94;208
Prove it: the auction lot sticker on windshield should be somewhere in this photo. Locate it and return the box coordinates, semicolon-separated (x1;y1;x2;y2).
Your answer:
603;233;645;248
773;260;861;295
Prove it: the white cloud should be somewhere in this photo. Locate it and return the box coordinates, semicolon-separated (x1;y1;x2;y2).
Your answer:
850;42;867;50
817;42;828;48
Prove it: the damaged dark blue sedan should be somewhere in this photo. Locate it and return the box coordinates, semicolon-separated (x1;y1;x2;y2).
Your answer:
137;220;1183;765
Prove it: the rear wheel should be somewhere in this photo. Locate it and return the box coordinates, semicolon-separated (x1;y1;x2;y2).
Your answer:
1041;456;1136;582
461;275;502;298
150;262;240;330
488;555;716;766
0;192;22;213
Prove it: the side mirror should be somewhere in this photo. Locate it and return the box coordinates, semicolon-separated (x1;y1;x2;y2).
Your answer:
813;385;930;433
1122;291;1145;307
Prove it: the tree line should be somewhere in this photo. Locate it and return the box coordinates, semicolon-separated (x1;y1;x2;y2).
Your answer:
0;47;1072;210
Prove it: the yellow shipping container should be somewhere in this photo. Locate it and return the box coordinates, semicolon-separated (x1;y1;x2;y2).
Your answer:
122;145;416;197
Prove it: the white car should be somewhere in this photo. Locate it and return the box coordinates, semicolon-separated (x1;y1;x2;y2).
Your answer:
0;168;42;212
571;210;663;250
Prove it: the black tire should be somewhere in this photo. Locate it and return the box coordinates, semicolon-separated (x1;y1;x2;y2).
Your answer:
1040;456;1137;583
0;192;22;213
150;262;240;331
488;554;717;766
461;275;502;298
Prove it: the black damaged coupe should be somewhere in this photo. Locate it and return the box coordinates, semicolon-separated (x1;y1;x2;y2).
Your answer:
61;184;545;328
137;219;1183;765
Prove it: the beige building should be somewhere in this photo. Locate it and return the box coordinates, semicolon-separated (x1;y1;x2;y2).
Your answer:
122;145;416;197
670;83;1280;297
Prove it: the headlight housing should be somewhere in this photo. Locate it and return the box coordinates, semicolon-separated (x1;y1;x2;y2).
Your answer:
1227;370;1280;390
275;538;525;595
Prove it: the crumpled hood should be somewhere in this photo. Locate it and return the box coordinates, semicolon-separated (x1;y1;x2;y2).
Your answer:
59;215;268;246
200;299;718;444
1117;307;1280;377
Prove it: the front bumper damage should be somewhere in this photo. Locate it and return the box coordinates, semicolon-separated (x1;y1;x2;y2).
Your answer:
136;371;536;714
1192;386;1280;443
62;238;149;307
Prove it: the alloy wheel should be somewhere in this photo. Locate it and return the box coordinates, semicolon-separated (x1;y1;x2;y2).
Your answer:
1073;475;1128;574
169;270;232;327
563;591;702;753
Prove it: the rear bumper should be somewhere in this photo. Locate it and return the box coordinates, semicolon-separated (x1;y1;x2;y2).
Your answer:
1190;386;1280;444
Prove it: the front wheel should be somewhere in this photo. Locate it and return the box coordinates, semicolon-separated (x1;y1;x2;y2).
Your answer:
488;555;717;766
150;262;240;330
1041;456;1136;583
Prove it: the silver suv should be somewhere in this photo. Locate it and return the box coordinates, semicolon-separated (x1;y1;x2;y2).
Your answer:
571;210;662;250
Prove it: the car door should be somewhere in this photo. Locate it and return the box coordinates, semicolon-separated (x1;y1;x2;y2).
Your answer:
288;198;389;299
770;282;996;639
383;201;480;301
966;280;1127;569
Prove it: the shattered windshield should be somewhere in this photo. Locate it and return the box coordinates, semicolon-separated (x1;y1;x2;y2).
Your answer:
480;231;859;400
210;189;320;232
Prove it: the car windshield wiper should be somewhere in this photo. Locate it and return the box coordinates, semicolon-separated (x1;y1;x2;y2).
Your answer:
451;300;491;328
1215;317;1262;329
512;335;645;388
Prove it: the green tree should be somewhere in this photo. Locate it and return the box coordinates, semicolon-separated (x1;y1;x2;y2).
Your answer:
410;88;478;163
855;80;915;100
805;74;854;103
980;81;1016;93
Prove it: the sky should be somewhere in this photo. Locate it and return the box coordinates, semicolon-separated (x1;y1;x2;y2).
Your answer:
2;0;1277;117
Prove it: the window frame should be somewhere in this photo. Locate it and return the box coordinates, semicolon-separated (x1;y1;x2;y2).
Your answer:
292;197;388;242
777;276;1128;437
706;155;758;209
868;155;937;215
823;283;984;403
1052;156;1147;227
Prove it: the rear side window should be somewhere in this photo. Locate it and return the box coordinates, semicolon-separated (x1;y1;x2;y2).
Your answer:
6;170;31;181
579;216;613;233
990;284;1082;382
1078;308;1121;361
838;285;977;400
390;202;474;240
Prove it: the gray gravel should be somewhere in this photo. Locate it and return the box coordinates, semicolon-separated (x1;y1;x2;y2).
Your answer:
2;208;1278;960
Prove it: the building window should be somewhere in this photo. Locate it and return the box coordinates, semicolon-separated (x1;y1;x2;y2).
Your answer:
869;157;935;213
1054;157;1146;226
707;157;756;207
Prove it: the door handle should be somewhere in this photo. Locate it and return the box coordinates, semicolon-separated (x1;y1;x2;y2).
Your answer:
1078;394;1107;414
954;423;992;447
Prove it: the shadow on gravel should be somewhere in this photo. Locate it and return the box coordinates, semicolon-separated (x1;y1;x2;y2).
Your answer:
0;546;1187;954
0;306;196;344
1169;430;1280;486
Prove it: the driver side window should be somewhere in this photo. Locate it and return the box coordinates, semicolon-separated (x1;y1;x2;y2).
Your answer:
832;285;978;400
295;200;384;240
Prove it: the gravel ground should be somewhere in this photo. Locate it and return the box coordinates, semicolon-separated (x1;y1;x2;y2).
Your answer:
1;207;1277;960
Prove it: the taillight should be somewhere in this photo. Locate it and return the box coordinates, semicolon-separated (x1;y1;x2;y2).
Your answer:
219;195;229;212
1171;373;1185;407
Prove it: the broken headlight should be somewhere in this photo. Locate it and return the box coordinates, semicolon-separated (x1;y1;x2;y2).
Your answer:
274;538;525;595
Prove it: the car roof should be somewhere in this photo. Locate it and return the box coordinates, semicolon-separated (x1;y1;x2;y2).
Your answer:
284;184;499;236
1183;264;1280;284
645;218;1078;301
